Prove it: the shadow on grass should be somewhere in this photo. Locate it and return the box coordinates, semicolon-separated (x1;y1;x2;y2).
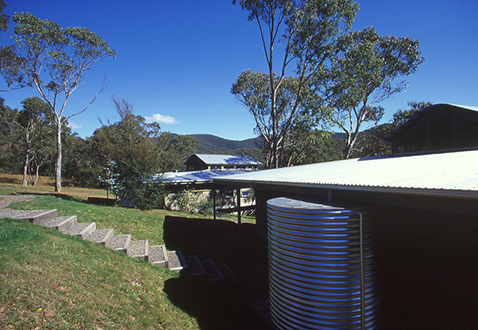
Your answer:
163;215;272;330
19;192;77;201
0;177;19;184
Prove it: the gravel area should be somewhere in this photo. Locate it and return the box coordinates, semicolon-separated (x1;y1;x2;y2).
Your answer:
0;209;46;220
0;195;38;218
0;195;36;209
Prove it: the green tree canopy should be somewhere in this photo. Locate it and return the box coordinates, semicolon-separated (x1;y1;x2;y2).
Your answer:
349;101;432;158
10;12;115;191
159;135;197;172
91;97;167;209
322;27;424;158
0;1;26;91
233;0;359;168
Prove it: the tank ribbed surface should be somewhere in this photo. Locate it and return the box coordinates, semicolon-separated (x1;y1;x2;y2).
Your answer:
267;197;379;330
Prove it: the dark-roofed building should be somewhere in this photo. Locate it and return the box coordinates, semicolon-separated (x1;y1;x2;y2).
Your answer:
214;149;478;329
385;103;478;153
184;154;261;171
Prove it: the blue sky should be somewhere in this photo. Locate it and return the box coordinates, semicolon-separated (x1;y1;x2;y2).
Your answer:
2;0;477;140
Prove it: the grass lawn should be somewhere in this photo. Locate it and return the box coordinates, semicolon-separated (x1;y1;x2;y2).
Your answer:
0;174;212;245
0;174;204;329
0;218;199;330
0;173;107;201
0;173;269;330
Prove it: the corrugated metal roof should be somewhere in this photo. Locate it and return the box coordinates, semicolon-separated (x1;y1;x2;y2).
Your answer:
193;154;261;165
158;169;258;184
214;150;478;195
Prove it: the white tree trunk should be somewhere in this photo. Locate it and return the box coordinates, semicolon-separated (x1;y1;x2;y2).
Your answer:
55;121;62;192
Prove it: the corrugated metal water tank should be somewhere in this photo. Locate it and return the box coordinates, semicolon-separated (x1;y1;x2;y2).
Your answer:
267;197;379;330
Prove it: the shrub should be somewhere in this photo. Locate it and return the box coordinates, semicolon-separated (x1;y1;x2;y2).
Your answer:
130;180;165;211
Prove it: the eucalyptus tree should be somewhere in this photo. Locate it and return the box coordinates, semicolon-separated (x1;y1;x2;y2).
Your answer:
233;0;359;168
0;0;25;91
17;97;55;185
348;101;432;158
11;12;115;191
232;70;317;167
322;27;423;158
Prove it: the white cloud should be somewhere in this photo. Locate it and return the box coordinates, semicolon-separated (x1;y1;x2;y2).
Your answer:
68;121;82;129
145;113;179;125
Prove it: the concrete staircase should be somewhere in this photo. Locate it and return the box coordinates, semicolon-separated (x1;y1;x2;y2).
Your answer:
7;208;187;272
4;206;241;283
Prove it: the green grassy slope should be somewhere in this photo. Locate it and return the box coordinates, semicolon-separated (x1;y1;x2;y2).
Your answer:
0;218;199;330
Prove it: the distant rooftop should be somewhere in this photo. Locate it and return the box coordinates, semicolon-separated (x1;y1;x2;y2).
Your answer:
159;169;255;184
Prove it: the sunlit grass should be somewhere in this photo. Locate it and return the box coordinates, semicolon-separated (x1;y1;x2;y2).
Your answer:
0;218;199;330
0;173;107;200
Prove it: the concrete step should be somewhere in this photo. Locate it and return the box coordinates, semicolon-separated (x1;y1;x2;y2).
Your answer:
201;259;224;282
85;228;114;245
127;240;149;260
217;263;242;285
251;299;273;329
167;250;187;271
105;234;132;253
16;209;59;225
43;216;77;233
184;255;206;276
67;222;96;238
148;245;168;268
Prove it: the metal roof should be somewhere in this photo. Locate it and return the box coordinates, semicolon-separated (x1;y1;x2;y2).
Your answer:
214;150;478;197
189;154;261;166
158;169;258;184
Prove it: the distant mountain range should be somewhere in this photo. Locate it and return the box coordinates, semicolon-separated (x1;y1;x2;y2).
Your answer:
188;134;262;153
184;131;375;163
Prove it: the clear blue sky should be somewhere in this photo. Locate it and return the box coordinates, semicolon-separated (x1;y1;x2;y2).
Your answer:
2;0;477;140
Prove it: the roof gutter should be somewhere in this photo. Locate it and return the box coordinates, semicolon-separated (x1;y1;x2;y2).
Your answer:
213;178;478;200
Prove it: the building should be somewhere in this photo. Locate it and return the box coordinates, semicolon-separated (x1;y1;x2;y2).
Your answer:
160;169;255;212
213;104;478;329
214;150;478;329
184;153;261;171
385;103;478;154
160;154;261;213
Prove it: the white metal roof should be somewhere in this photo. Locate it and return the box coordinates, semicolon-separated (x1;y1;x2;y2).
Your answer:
158;169;257;184
214;150;478;196
192;154;261;166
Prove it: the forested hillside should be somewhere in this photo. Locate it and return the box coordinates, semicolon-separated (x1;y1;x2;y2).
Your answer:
187;134;264;162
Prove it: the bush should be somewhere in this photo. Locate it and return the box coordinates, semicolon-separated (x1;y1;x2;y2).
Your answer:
197;199;214;216
176;189;213;215
131;181;165;211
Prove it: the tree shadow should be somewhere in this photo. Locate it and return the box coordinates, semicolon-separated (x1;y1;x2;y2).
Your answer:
20;192;76;201
0;177;19;184
162;215;271;330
